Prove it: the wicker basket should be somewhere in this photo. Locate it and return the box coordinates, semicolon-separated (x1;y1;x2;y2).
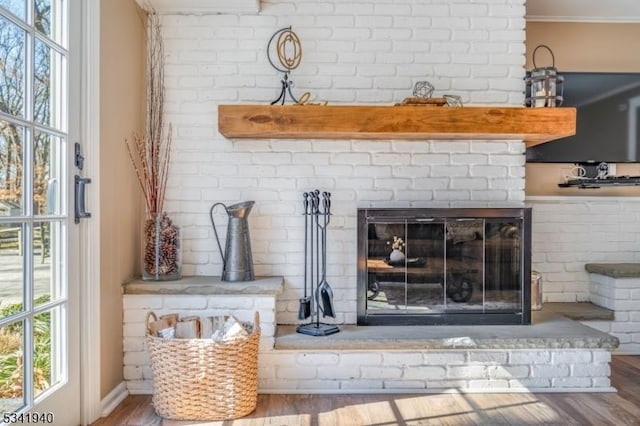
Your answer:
145;311;260;421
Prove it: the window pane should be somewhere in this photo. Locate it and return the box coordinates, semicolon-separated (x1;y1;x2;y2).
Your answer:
34;221;60;305
33;131;60;215
34;38;64;130
0;222;24;316
35;0;62;45
0;15;27;119
34;307;60;398
34;0;50;37
0;121;24;215
485;220;523;311
445;219;484;311
0;0;26;20
0;320;25;412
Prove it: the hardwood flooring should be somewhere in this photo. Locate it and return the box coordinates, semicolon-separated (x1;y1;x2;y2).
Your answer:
92;355;640;426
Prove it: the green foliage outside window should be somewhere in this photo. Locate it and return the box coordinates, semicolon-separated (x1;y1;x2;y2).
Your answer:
0;295;52;399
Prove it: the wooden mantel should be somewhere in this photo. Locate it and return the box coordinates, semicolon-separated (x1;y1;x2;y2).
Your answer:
218;105;576;147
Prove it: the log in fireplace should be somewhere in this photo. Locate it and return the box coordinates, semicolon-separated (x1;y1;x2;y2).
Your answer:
357;207;532;325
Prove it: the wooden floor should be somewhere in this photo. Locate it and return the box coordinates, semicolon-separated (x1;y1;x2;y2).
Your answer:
92;356;640;426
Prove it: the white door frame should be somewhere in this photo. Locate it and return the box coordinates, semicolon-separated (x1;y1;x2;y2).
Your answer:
79;0;102;424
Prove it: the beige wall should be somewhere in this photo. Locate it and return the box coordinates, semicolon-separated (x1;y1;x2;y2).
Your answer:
100;0;145;398
525;22;640;196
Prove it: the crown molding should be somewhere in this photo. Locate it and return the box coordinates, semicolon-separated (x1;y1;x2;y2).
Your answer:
526;0;640;23
526;15;640;23
135;0;260;15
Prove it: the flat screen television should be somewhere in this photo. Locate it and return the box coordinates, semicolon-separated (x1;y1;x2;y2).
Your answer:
525;72;640;163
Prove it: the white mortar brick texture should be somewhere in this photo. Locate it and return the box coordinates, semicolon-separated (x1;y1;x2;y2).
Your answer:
509;351;550;365
551;350;592;365
406;366;447;381
488;365;529;380
423;352;467;365
469;379;510;389
159;0;528;323
580;269;640;354
509;378;550;389
255;348;612;392
531;365;569;378
529;199;640;305
123;295;614;393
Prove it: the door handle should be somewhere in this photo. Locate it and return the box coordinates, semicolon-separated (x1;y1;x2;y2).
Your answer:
46;178;57;215
75;175;91;223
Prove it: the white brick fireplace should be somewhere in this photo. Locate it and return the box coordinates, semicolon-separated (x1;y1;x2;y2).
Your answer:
122;278;617;394
122;0;624;395
161;0;528;324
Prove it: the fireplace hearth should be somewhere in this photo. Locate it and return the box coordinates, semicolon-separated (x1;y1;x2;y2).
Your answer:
357;207;532;326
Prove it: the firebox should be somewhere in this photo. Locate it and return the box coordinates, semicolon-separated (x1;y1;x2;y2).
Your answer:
357;208;532;325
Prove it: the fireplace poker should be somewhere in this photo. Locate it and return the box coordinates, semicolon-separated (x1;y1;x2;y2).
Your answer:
314;190;321;307
318;191;335;317
297;193;312;320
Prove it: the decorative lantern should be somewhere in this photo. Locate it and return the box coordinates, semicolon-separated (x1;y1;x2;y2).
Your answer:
525;45;564;107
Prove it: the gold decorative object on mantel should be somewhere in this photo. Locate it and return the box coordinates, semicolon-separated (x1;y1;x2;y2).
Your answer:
217;104;576;147
394;97;448;106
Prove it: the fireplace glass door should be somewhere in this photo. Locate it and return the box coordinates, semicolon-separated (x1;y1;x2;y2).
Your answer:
358;208;531;325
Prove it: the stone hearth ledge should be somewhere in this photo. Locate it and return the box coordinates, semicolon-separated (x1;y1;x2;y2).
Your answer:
585;262;640;278
123;279;619;394
276;310;619;351
123;275;284;295
123;276;618;352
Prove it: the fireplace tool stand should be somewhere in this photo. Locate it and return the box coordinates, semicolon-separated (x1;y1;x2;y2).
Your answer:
297;190;339;336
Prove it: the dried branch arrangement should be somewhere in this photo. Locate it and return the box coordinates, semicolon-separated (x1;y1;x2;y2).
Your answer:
126;11;180;280
126;11;172;217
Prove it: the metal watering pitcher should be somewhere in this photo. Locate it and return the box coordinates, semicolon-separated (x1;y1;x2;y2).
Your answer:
209;201;255;282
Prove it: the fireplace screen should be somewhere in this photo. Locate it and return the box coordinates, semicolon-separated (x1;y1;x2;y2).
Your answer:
357;208;531;325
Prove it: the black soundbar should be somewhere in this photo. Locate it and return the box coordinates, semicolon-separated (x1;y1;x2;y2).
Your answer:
559;176;640;188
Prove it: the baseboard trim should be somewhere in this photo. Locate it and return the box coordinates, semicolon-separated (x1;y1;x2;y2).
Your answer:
101;382;129;418
259;386;617;394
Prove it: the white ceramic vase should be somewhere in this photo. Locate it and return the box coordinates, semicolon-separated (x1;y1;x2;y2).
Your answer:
389;249;405;263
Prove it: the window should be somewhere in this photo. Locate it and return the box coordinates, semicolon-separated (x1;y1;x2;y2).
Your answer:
0;0;68;412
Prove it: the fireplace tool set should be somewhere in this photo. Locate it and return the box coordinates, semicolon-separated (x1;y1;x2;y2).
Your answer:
297;190;340;336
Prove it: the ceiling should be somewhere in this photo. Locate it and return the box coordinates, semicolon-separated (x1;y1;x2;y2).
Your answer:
526;0;640;22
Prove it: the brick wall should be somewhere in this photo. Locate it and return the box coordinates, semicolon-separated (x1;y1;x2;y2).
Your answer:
529;197;640;303
160;0;527;323
123;293;614;393
260;348;612;392
585;273;640;354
